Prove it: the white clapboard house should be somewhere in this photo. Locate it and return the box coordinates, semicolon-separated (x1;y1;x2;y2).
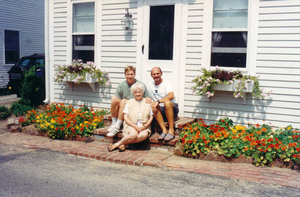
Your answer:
45;0;300;128
0;0;45;88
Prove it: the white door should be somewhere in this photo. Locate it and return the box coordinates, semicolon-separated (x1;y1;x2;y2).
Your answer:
140;0;183;106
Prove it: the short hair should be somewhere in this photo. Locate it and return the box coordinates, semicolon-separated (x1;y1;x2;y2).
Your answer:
130;82;145;95
151;67;162;74
124;65;136;74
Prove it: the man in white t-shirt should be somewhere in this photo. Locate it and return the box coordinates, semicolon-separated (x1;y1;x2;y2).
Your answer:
148;67;179;142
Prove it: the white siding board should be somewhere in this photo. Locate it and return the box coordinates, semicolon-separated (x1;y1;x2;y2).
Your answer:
257;47;300;54
259;27;300;34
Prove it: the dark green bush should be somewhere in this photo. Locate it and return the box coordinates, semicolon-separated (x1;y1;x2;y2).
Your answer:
11;100;34;116
21;65;45;106
0;105;11;120
0;88;12;96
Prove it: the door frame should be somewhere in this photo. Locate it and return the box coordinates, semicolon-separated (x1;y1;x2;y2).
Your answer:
137;0;188;117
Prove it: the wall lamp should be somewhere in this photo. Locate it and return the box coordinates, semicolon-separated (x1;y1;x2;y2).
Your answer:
121;8;133;31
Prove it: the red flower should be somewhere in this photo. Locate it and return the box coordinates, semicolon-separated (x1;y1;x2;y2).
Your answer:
262;143;266;147
275;138;278;141
19;117;24;123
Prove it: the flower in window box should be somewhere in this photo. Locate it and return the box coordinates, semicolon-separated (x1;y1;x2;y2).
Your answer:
54;59;110;86
191;67;271;99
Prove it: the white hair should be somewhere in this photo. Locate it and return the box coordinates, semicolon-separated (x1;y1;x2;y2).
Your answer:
130;82;145;94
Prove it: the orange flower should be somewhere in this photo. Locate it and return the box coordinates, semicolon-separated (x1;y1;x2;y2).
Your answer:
257;130;261;134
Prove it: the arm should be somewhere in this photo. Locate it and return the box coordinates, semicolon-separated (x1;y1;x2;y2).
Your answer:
157;92;174;103
143;115;153;129
124;114;141;132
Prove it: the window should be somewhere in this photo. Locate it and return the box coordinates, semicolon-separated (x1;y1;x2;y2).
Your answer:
211;0;248;68
149;5;174;60
72;2;94;62
5;30;20;64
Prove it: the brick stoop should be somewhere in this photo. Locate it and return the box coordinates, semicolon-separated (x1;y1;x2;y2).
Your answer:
94;115;196;150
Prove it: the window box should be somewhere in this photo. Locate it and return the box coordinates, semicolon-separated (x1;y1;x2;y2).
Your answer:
64;73;98;92
211;80;254;104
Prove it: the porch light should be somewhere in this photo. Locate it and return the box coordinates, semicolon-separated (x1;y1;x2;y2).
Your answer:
121;8;133;31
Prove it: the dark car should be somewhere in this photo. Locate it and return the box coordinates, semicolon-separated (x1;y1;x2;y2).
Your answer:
8;53;45;94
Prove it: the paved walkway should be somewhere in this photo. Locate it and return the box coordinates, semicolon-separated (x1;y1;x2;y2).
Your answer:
0;132;299;189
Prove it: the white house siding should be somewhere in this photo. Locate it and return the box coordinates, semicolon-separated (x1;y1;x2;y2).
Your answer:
53;0;138;110
183;0;300;128
0;0;44;87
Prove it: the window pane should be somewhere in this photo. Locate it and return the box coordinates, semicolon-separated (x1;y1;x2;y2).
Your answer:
211;32;247;68
212;32;247;47
149;5;174;60
5;30;20;64
73;2;94;33
211;53;246;68
73;35;94;62
213;0;248;28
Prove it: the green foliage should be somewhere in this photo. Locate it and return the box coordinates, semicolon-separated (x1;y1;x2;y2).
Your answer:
19;103;110;139
0;88;12;96
191;67;271;99
54;59;110;85
20;65;45;106
11;100;34;116
179;118;300;166
0;105;11;120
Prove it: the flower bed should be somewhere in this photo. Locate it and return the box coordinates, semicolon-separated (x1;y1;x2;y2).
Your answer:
178;118;300;167
19;103;109;140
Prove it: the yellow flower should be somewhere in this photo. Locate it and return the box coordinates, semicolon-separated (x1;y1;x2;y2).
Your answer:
51;125;54;129
287;127;291;130
51;119;56;123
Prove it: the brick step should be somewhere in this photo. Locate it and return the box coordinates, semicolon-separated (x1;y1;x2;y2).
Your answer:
95;116;197;149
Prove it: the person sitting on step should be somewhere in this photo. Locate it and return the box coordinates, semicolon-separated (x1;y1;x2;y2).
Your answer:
108;82;153;152
147;67;179;142
106;66;151;137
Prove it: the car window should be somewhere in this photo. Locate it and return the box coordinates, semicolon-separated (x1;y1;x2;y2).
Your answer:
19;58;31;67
35;58;45;65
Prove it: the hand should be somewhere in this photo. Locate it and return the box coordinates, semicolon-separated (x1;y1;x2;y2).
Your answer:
134;125;143;133
145;97;152;104
111;96;119;105
151;102;159;113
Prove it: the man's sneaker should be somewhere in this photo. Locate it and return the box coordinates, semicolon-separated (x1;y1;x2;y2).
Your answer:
106;126;119;137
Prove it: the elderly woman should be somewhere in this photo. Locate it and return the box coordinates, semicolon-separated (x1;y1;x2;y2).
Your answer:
108;82;153;152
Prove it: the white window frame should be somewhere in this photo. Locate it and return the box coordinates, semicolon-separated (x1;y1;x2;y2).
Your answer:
202;0;259;75
3;29;21;65
70;0;96;63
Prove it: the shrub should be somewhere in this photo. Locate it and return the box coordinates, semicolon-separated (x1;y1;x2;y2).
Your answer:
0;88;12;96
0;105;11;120
11;100;34;116
21;65;45;106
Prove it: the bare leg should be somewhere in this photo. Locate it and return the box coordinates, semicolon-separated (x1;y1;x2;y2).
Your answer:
152;103;168;134
110;98;120;119
117;99;128;121
114;127;148;147
164;100;175;136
